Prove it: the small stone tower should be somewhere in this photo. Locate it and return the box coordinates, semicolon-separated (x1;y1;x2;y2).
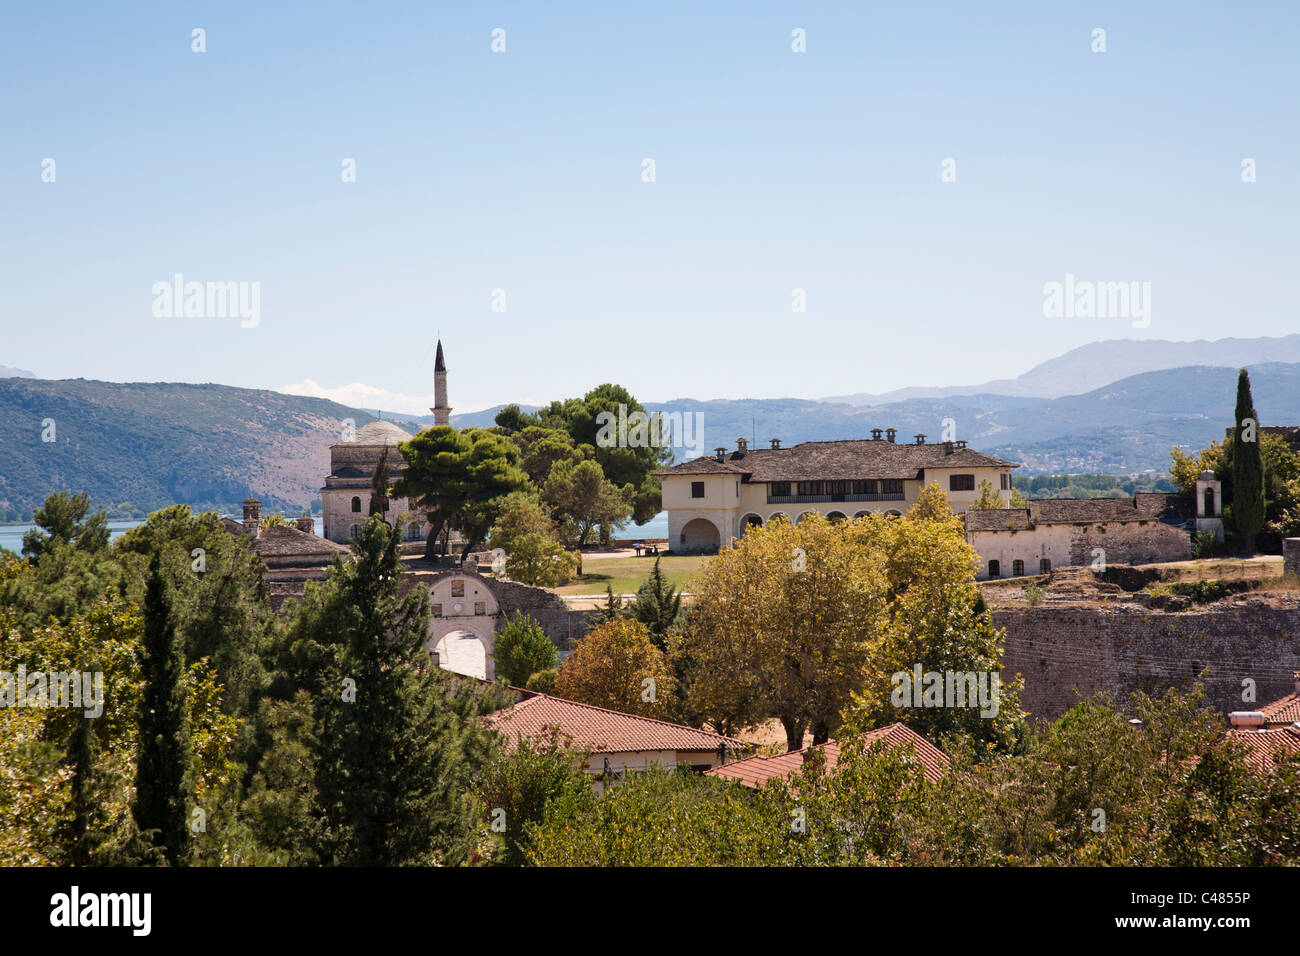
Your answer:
1195;469;1223;542
431;339;452;426
242;497;261;538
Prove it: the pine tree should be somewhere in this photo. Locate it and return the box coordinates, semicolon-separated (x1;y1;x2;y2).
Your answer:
310;516;500;865
1231;368;1265;554
133;552;195;866
628;556;682;651
596;583;624;623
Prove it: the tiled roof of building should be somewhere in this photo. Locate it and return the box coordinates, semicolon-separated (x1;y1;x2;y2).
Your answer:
1260;692;1300;726
964;508;1034;532
485;693;746;755
659;440;1017;482
251;523;351;558
705;723;949;788
963;493;1192;532
1226;727;1300;773
1029;493;1191;525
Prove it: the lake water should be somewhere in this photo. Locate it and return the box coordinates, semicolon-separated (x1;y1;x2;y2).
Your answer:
0;512;667;554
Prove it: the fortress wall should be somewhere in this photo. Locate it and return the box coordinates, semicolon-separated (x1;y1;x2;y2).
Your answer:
994;603;1300;722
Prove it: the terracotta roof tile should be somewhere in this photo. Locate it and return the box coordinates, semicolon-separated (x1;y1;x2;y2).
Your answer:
1226;726;1300;773
1260;692;1300;726
706;723;949;788
485;693;745;755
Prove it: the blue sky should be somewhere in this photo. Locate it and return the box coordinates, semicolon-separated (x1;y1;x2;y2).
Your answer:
3;1;1298;413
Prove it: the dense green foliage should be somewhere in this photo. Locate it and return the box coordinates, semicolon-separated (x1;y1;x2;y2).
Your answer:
0;492;507;866
1012;473;1176;498
492;612;558;688
528;687;1300;867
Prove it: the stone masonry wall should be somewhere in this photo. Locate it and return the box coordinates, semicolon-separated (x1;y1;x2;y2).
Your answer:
996;603;1300;723
1067;521;1190;567
1285;538;1300;577
488;577;597;653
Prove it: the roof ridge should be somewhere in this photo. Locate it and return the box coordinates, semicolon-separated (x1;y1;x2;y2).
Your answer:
497;692;743;743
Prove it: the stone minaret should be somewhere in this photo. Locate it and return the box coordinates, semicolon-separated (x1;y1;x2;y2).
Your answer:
431;339;452;426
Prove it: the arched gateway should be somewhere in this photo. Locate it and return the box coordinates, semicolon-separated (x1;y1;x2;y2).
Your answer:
409;568;576;682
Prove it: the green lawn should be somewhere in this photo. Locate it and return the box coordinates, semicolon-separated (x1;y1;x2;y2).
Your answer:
555;554;706;596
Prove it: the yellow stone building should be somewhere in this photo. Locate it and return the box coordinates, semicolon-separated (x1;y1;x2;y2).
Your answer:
657;429;1017;553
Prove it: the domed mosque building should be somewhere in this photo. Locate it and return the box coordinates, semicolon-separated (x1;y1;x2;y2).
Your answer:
320;339;454;545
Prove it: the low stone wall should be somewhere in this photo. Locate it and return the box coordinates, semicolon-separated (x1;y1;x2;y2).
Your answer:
995;602;1300;723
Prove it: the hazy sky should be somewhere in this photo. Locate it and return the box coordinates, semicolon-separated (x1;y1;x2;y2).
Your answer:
4;1;1298;414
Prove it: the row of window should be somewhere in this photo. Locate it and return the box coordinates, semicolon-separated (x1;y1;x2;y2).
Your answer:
987;559;1051;578
691;476;996;499
431;601;487;616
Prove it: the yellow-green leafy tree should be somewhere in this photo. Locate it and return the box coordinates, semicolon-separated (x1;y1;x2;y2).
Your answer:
554;618;675;719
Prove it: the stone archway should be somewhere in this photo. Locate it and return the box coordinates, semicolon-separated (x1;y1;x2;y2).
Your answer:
680;517;721;554
738;513;764;537
420;571;502;680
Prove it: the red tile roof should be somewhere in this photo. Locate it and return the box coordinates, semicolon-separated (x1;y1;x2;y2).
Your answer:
1226;727;1300;773
705;723;949;788
1260;692;1300;726
485;693;745;755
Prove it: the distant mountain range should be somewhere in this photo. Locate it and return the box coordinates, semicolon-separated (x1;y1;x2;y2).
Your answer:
823;334;1300;403
2;336;1297;522
0;366;36;379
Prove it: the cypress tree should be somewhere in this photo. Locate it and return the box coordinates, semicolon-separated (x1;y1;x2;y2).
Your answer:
133;552;195;866
1231;368;1265;554
369;447;391;517
63;712;99;866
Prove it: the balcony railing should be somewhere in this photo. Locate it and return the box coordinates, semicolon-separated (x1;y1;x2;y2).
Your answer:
766;492;905;504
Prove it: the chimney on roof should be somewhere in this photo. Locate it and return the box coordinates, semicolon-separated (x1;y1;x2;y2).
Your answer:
242;498;261;538
769;438;781;449
1294;670;1300;695
956;440;967;449
736;437;748;456
714;446;727;462
295;515;314;534
943;440;954;455
886;427;897;443
870;428;883;441
914;434;926;445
